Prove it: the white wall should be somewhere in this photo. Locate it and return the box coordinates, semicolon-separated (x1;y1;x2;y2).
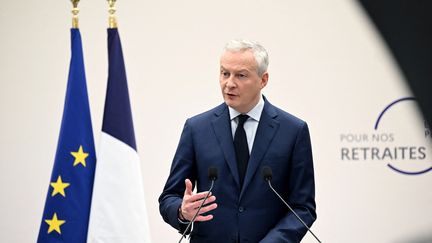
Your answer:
0;0;431;242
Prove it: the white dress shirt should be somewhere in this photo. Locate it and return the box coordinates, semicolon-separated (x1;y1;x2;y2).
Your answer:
228;95;265;153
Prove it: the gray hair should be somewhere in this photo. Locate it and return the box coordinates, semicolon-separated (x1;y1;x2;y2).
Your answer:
223;39;269;76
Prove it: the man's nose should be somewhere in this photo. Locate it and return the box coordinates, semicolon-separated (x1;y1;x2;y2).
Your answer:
226;77;236;88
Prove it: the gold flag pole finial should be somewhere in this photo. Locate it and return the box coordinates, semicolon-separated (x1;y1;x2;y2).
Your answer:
71;0;80;28
108;0;118;28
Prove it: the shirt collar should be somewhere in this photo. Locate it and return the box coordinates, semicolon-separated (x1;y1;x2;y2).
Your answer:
229;95;264;122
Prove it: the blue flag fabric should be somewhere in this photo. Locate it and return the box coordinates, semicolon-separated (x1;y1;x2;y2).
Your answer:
37;28;96;243
102;28;136;150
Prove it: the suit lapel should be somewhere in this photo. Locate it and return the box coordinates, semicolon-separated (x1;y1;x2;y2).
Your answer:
240;101;279;199
211;104;241;189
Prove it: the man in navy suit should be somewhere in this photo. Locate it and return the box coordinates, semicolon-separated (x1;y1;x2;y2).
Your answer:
159;39;316;243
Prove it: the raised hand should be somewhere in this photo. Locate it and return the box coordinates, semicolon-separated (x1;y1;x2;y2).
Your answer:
179;179;218;222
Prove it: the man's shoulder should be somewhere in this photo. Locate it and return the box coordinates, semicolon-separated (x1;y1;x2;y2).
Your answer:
186;103;227;124
265;101;307;128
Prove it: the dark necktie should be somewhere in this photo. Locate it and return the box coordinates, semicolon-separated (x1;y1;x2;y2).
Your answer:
234;114;249;187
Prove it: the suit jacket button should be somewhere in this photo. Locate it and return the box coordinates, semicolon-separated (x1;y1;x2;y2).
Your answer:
238;206;244;212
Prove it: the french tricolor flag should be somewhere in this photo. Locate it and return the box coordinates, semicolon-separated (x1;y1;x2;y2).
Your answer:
87;28;151;243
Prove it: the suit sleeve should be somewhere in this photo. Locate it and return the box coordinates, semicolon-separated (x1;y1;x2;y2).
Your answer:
260;122;317;243
158;119;197;234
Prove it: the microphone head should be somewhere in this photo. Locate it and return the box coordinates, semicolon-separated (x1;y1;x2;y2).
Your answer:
208;166;218;181
262;166;272;181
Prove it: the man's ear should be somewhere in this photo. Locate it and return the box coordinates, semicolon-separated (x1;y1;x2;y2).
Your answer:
261;72;269;88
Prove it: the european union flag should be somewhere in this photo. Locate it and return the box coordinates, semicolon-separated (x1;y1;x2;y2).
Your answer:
37;28;96;243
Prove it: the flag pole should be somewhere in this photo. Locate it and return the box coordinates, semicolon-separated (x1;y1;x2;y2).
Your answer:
107;0;118;28
71;0;80;28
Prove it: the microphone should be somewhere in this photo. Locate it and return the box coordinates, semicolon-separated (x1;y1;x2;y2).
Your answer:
208;167;218;181
178;167;218;243
262;166;322;243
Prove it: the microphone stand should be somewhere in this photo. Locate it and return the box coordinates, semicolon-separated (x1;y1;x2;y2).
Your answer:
265;179;322;243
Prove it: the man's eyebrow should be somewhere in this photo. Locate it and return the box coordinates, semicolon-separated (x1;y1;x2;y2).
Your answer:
220;66;250;73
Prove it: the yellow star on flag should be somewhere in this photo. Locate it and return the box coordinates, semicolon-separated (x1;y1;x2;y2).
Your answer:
71;145;89;167
45;213;66;234
50;175;70;197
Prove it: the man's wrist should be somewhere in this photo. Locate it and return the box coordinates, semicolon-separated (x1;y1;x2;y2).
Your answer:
178;207;189;223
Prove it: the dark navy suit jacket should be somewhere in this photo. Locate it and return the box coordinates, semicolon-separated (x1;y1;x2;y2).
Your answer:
159;99;316;243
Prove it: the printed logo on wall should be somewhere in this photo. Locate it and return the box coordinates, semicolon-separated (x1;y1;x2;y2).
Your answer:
340;97;432;175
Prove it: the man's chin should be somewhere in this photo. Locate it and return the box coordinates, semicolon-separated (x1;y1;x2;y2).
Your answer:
226;103;245;113
224;99;236;108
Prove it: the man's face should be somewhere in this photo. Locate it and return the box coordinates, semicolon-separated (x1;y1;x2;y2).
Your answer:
220;50;268;113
